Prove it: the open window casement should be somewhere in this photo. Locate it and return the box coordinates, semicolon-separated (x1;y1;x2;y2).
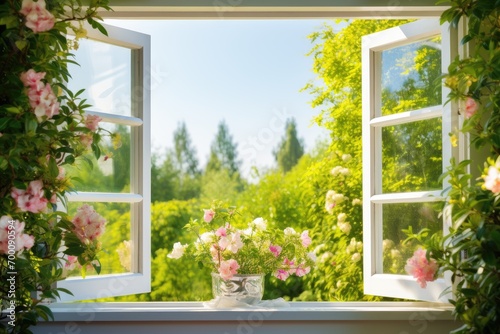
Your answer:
57;24;151;301
362;19;459;302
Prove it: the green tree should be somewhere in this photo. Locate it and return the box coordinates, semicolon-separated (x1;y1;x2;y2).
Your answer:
151;152;177;202
205;120;241;176
274;118;305;173
151;122;201;202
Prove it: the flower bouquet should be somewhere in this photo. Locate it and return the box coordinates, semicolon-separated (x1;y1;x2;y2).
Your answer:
167;202;315;304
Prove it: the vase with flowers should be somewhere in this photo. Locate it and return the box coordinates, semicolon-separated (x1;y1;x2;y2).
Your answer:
167;201;316;305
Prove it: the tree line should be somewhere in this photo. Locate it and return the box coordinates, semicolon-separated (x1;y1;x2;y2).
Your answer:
151;118;305;203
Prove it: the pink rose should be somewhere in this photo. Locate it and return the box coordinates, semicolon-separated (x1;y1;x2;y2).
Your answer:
484;166;500;194
405;248;438;288
20;0;55;33
275;269;290;281
85;114;102;132
203;209;215;222
269;244;282;257
464;97;478;119
300;230;312;248
218;259;239;280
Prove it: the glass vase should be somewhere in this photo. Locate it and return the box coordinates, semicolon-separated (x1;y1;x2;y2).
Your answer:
211;273;264;305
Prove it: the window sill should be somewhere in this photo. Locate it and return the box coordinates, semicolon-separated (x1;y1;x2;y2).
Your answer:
47;301;454;322
23;302;460;334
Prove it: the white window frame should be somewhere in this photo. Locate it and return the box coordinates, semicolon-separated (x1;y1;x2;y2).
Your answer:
57;23;151;301
44;4;462;308
362;19;459;302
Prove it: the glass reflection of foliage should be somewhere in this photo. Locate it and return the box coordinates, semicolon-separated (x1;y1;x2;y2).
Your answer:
382;202;440;274
66;125;131;193
66;202;131;276
382;118;443;193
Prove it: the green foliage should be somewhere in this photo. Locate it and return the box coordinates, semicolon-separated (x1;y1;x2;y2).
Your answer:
0;0;111;332
412;1;500;333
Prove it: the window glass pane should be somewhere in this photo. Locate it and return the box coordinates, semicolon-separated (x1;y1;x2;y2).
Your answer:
65;202;132;277
382;202;441;274
67;38;132;116
382;118;442;193
65;124;131;193
380;36;442;115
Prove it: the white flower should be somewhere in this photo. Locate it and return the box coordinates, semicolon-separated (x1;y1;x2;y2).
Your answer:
382;239;394;252
351;252;361;262
346;237;357;254
284;227;297;235
336;280;343;288
198;232;215;243
342;154;352;162
242;227;253;236
167;242;187;259
251;217;267;230
337;213;347;223
338;222;351;235
352;199;362;206
307;252;317;262
319;252;333;263
219;232;243;253
356;241;363;252
391;249;401;259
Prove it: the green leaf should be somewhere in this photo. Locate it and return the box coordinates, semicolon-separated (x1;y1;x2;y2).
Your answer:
48;156;59;178
25;116;38;135
15;40;28;51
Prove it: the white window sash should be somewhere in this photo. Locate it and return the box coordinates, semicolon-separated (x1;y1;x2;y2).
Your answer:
57;23;151;301
362;19;459;302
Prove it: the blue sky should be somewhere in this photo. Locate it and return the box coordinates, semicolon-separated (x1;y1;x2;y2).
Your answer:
75;19;336;179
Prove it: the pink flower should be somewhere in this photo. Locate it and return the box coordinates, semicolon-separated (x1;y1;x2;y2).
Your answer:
300;230;312;248
20;69;45;88
203;209;215;222
218;259;239;280
0;216;35;255
275;269;290;281
283;257;296;274
484;165;500;194
405;248;438;288
21;70;59;121
218;232;243;253
79;133;93;148
19;0;55;33
464;97;478;118
71;204;106;243
11;180;49;213
85;114;102;132
65;255;79;271
215;227;227;237
269;244;282;257
295;265;311;277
